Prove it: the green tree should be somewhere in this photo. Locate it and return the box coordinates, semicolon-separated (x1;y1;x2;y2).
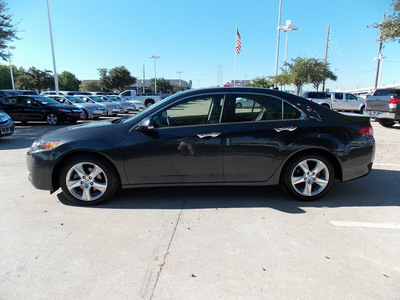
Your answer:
58;71;81;91
268;72;290;88
79;80;101;92
247;76;273;88
374;0;400;42
306;59;337;91
149;78;173;93
99;66;135;92
0;1;18;60
15;67;54;92
0;64;21;88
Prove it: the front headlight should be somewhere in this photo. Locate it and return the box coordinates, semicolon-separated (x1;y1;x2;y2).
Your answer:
0;115;11;122
30;140;60;153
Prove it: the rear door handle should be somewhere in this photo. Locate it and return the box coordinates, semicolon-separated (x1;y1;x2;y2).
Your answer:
197;132;221;138
274;127;297;132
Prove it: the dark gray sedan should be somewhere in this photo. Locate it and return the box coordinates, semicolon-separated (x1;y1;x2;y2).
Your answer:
26;87;375;205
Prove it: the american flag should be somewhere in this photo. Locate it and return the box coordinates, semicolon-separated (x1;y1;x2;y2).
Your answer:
236;28;241;54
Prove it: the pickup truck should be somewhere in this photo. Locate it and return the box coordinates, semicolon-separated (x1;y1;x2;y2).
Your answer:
303;91;365;113
119;90;162;107
365;88;400;127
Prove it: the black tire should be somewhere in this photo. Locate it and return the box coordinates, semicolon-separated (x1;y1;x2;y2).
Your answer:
82;110;88;120
236;103;242;108
359;106;365;114
378;118;395;128
46;113;59;126
282;154;334;201
59;155;118;205
321;104;330;109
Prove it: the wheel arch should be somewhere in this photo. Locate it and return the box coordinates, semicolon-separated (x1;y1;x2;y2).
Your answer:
279;148;343;184
52;150;122;191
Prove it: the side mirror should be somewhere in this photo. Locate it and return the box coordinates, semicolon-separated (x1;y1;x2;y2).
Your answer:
136;117;155;132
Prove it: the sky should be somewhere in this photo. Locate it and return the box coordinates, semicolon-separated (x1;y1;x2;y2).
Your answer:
4;0;400;91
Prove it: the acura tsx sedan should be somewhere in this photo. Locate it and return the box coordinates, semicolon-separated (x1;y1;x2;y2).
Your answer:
26;87;375;205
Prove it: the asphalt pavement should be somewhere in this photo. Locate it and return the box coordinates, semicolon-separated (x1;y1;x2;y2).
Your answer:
0;119;399;300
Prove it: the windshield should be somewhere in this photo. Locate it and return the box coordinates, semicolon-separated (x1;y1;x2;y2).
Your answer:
90;96;106;102
34;97;61;105
66;96;86;103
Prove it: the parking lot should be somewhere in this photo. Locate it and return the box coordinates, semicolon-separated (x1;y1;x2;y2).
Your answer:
0;118;399;299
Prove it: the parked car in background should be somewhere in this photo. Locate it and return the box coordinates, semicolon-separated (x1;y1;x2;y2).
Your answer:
41;91;92;96
0;90;19;99
119;90;162;107
303;91;365;113
46;95;105;119
97;95;135;114
0;111;14;138
26;87;375;205
365;88;400;127
0;95;83;125
75;95;122;116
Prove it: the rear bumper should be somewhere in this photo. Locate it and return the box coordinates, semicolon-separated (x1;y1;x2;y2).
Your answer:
364;110;395;119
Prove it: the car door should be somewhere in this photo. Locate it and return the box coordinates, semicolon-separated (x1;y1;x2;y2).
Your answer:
332;93;346;110
344;93;359;110
123;93;227;184
223;93;307;182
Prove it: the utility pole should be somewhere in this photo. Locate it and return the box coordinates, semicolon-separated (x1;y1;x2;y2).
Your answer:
375;13;385;89
142;64;145;94
322;22;330;92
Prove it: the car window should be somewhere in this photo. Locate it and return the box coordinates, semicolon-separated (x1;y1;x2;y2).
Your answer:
232;94;284;122
152;94;225;128
346;94;357;100
1;97;18;105
334;93;343;100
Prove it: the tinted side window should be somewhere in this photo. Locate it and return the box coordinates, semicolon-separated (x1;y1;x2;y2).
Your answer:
346;94;357;100
283;102;302;119
152;94;225;128
335;93;343;100
232;94;282;122
2;97;18;105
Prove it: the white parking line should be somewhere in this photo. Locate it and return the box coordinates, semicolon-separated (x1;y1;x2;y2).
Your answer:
373;163;400;167
330;221;400;229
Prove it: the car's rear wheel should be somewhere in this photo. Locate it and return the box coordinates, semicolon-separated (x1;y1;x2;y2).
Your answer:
378;118;395;128
46;113;59;126
283;154;334;201
60;155;118;205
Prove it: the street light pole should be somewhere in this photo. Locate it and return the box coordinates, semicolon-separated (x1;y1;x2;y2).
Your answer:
149;55;160;93
46;0;59;94
279;20;298;72
7;46;16;90
177;71;183;87
274;0;283;77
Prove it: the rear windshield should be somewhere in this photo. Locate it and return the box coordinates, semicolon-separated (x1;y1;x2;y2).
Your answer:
374;89;400;96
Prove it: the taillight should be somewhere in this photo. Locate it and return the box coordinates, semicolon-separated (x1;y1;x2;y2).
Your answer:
389;96;400;104
359;126;373;136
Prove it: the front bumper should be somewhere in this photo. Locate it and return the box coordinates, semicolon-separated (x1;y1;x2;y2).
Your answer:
26;150;57;191
0;122;15;137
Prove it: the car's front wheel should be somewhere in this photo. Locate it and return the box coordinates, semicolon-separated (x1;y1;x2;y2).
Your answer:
283;154;334;201
46;113;59;126
60;155;118;205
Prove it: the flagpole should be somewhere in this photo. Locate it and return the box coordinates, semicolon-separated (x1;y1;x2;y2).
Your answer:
234;24;237;87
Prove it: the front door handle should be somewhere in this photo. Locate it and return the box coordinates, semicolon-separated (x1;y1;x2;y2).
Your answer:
197;132;221;139
274;127;297;132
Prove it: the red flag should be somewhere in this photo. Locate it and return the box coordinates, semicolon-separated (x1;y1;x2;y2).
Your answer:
236;28;241;54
